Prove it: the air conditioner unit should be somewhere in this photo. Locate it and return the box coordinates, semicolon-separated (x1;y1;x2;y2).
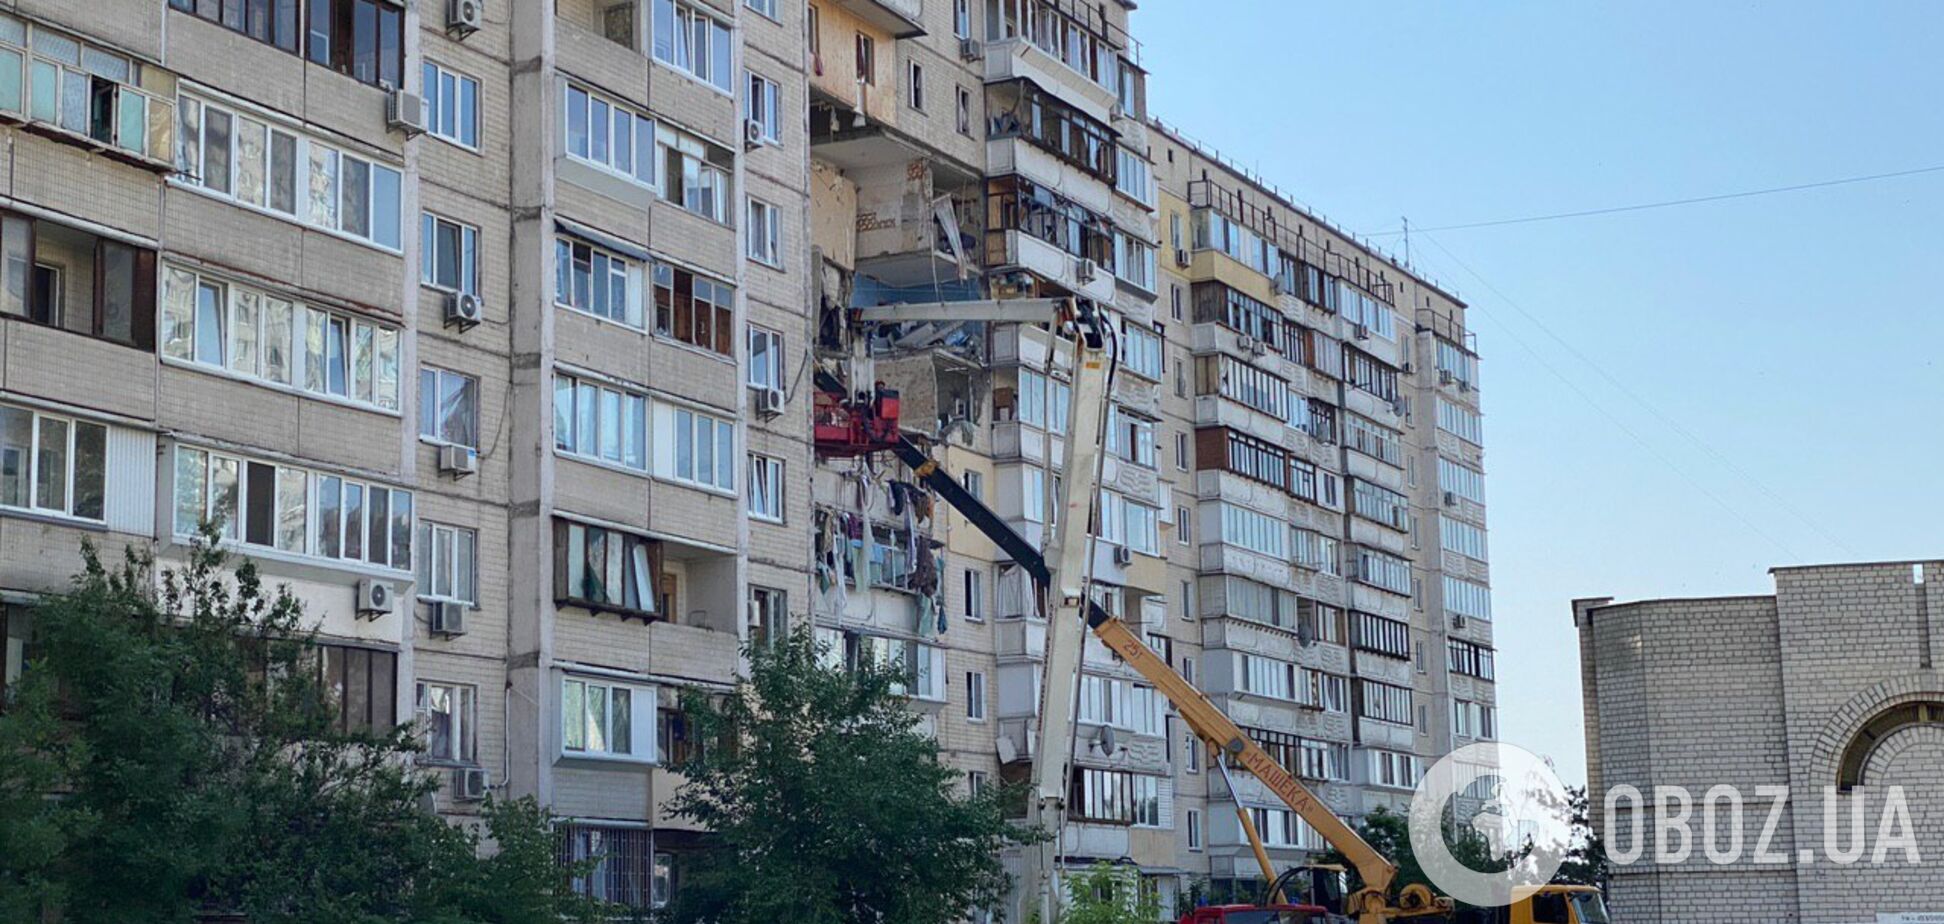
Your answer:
959;38;982;61
1235;333;1257;354
444;291;483;330
452;766;490;802
430;600;468;636
1442;490;1458;507
1401;361;1414;374
356;579;394;617
1112;545;1134;566
1248;338;1269;357
1173;249;1190;268
1450;613;1468;630
438;443;478;477
447;0;484;37
749;384;784;418
1072;257;1098;285
1353;323;1370;341
386;89;429;136
743;117;766;150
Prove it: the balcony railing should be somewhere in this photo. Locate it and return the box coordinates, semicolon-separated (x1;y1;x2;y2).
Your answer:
986;78;1117;186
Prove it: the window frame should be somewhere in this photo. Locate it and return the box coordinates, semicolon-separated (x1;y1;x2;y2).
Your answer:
746;452;784;522
0;404;107;522
562;82;659;187
745;196;781;267
171;443;413;572
417;365;480;449
560;674;656;762
421;211;481;297
553;370;650;473
415;679;478;765
421;59;480;149
415;520;479;606
743;69;780;143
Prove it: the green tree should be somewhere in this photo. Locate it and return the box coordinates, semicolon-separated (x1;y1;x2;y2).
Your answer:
1062;862;1163;924
1315;806;1509;908
666;627;1037;924
1552;786;1607;888
0;535;604;924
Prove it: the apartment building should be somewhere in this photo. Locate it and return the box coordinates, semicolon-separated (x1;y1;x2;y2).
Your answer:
0;0;815;912
0;0;1492;917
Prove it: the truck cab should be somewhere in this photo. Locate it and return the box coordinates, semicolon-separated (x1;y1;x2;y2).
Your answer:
1178;903;1329;924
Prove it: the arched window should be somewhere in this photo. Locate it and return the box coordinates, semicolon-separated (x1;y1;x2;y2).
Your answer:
1837;700;1944;791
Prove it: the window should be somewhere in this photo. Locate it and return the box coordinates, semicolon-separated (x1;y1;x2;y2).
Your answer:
1219;503;1284;557
967;769;989;797
653;262;734;354
1299;739;1348;781
1299;599;1344;644
555;235;646;328
1132;774;1163;827
747;454;784;521
1444;575;1492;621
652;0;734;92
421;213;480;296
747;326;784;390
418;367;478;448
985;174;1114;267
748;585;787;649
1344;347;1398;402
553;372;648;470
1114;147;1154;206
0;211;156;349
1338;283;1396;340
746;197;781;266
1069;767;1137;824
966;671;987;721
963;568;984;621
1186;809;1203;850
962;470;984;503
1437;397;1483;445
743;70;780;143
1174;432;1188;470
1448;639;1496;680
1358;679;1414;726
1014;368;1048;427
1344;413;1403;466
1236;653;1295;701
558;825;656;911
1369;749;1422;790
555;519;663;620
1;15;177;161
562;676;652;759
663;406;735;490
1436;337;1478;388
955;85;971;135
1021;467;1045;524
1105;408;1155;468
1119;323;1162;380
1293;529;1339;575
1203;427;1286;490
853;33;874;84
1453;700;1497;739
302;0;404;88
1352;611;1411;660
1351;479;1410;532
1112;233;1156;291
162;266;398;409
1438;457;1486;504
1176;506;1191;544
422;61;478;148
1216;577;1296;631
177;93;401;249
914;643;947;701
170;0;302;53
1195;354;1287;420
415;681;477;763
953;0;971;37
2;606;33;701
1190;212;1273;278
1304;670;1349;713
1439;514;1489;561
0;404;106;521
320;644;398;733
173;445;412;568
906;59;924;111
746;0;779;19
1354;546;1412;595
415;522;477;605
563;84;657;185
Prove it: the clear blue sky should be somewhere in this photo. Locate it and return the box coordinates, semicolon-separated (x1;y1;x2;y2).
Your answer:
1137;0;1944;786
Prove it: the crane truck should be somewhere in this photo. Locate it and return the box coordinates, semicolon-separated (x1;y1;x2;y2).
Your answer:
837;298;1611;924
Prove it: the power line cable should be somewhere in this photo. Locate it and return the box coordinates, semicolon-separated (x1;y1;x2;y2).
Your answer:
1369;163;1944;236
1418;232;1854;558
1404;236;1808;562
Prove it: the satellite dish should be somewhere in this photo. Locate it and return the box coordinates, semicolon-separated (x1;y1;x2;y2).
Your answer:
1097;725;1119;754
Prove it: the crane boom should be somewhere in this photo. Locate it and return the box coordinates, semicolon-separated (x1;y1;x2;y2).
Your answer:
886;431;1449;922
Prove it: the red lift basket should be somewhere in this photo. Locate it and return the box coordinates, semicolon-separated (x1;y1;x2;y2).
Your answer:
814;384;902;457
